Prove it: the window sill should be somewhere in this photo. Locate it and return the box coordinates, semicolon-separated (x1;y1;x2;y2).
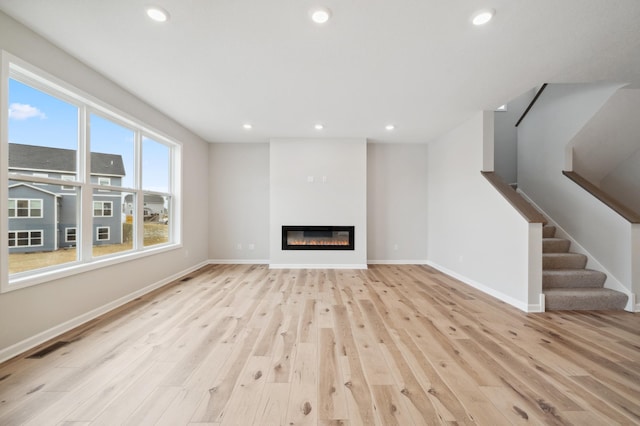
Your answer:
3;243;182;293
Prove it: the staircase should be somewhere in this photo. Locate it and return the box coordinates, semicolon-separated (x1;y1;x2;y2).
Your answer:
542;225;628;310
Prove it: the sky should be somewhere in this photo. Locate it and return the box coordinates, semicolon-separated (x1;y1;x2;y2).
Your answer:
9;78;170;193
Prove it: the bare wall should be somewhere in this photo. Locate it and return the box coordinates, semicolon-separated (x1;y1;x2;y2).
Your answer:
208;143;270;261
367;143;428;262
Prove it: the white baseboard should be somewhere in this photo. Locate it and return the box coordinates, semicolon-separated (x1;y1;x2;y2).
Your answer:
426;260;543;313
208;259;269;265
0;260;209;364
367;259;429;265
269;263;368;270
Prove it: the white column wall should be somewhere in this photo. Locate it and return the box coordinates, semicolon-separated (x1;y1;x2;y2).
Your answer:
269;138;367;268
427;111;540;311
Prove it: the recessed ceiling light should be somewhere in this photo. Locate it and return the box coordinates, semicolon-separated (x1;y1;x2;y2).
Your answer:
310;7;331;24
314;124;324;130
385;124;395;131
146;6;169;23
243;123;252;130
472;9;494;26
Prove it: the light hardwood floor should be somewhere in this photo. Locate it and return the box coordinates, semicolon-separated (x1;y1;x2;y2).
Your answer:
0;264;639;425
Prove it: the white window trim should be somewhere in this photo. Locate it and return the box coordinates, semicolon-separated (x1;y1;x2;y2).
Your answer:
1;51;183;293
65;227;77;243
96;226;110;241
8;198;43;218
97;177;111;186
61;175;76;190
32;172;48;185
93;200;113;217
9;230;44;248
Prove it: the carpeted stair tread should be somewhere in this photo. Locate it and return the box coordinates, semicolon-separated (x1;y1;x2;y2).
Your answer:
543;269;606;289
543;238;571;253
543;253;587;270
543;225;556;238
544;288;628;311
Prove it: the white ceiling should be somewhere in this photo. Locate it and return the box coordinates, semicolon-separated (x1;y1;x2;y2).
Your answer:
1;0;639;144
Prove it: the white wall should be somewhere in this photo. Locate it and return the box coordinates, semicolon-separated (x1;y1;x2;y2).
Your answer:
493;89;536;184
0;12;210;357
367;143;428;263
571;88;640;183
600;147;640;214
208;143;269;261
518;82;637;306
269;138;367;267
427;111;541;311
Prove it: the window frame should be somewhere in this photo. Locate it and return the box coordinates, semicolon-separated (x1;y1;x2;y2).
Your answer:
1;51;182;293
92;200;113;217
8;230;44;248
8;198;43;218
65;227;77;243
96;226;110;241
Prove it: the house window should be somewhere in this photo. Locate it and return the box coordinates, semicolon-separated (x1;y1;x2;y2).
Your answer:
65;227;77;243
93;201;113;217
3;54;181;291
8;230;43;247
32;173;48;185
8;199;43;218
61;175;75;190
96;227;110;241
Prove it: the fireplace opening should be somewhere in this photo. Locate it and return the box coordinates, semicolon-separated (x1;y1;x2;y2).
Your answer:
282;226;354;250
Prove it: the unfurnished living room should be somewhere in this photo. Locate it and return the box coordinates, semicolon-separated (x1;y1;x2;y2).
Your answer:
0;1;639;425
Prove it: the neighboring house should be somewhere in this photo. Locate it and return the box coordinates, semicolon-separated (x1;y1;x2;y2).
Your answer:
123;193;167;221
8;143;126;253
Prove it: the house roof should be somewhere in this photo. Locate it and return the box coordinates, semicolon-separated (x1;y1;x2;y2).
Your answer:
0;2;639;144
9;143;126;176
9;182;61;197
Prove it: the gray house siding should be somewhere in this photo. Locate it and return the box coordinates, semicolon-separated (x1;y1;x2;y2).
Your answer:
8;144;126;252
92;193;122;245
8;184;58;253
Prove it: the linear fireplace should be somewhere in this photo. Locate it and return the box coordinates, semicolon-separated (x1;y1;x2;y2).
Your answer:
282;226;355;250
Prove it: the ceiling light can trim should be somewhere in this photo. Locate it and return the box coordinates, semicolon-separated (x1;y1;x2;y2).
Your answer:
471;9;495;26
146;6;170;23
310;7;332;24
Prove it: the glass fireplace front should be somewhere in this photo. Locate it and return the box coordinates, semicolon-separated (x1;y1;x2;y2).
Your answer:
282;226;355;250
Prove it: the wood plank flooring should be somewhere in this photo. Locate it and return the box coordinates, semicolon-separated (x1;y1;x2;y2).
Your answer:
0;264;639;425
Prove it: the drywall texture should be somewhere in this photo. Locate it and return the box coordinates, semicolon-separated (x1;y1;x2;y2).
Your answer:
600;147;640;214
367;143;428;262
427;111;539;310
270;138;367;266
571;88;640;183
0;12;210;353
493;88;536;184
518;82;637;302
208;143;270;261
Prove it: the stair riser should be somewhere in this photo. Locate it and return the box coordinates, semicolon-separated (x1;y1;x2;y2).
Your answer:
543;226;556;238
543;254;587;270
545;294;628;311
543;239;571;253
543;271;606;289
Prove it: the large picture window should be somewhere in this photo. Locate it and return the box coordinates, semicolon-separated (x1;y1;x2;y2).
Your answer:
3;55;181;291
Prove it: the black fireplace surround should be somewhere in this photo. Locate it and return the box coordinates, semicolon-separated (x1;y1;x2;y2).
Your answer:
282;226;355;250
